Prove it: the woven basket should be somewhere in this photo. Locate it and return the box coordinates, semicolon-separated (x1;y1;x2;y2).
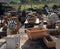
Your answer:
26;28;47;40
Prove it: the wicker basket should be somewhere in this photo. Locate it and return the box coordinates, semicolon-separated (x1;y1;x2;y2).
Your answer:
26;28;47;39
43;35;56;48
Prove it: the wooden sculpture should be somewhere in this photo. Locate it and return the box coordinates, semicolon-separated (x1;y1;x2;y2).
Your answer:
9;17;21;35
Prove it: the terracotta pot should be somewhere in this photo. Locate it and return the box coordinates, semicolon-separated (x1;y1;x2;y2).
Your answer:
26;28;47;40
43;35;56;48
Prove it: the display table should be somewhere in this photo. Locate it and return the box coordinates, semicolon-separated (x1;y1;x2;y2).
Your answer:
5;34;20;49
0;39;6;49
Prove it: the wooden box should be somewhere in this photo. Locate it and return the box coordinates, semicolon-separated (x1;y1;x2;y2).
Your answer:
43;35;56;48
26;27;47;40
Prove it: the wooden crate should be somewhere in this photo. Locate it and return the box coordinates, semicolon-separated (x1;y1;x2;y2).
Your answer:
43;35;56;48
26;27;47;40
